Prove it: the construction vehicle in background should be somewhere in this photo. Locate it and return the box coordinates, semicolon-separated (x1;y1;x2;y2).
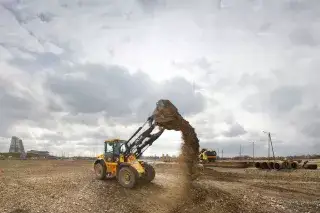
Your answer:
199;148;217;163
94;99;201;188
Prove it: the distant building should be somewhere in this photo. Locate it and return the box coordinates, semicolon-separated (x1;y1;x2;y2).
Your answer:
9;136;25;153
27;150;50;157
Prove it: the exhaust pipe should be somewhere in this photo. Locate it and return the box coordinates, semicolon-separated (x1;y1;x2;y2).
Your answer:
255;162;261;169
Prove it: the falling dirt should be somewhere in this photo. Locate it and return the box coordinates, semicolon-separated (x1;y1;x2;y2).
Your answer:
153;99;200;179
152;99;201;212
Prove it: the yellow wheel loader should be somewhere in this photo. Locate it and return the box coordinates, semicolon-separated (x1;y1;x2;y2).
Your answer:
94;112;165;188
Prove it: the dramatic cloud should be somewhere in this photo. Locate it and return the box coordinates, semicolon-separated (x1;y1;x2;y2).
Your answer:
46;63;205;119
223;123;247;138
0;0;320;157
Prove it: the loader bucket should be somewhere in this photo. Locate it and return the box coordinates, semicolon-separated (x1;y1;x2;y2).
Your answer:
153;99;183;131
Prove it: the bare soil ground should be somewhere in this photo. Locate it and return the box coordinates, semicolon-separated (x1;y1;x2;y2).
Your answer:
0;160;319;213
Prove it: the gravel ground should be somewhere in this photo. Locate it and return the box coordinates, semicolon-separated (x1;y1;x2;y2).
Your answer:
0;160;319;213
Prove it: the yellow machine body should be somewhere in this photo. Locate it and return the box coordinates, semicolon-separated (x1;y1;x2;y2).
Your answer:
93;138;156;188
95;153;145;177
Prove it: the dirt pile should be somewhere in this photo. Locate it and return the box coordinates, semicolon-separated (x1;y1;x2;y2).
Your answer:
152;99;200;179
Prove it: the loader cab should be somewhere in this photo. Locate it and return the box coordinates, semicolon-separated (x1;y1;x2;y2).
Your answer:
104;139;127;162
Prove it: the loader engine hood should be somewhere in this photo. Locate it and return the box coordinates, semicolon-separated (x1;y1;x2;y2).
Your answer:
97;154;104;159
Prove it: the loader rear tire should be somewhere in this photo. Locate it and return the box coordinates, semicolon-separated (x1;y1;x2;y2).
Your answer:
142;163;155;183
117;166;137;188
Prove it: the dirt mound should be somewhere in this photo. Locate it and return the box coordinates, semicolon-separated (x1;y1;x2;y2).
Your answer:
153;99;200;179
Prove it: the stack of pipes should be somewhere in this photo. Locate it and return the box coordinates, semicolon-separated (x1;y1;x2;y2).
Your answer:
254;160;317;170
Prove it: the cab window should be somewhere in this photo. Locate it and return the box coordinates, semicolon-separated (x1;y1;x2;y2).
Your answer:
105;142;113;154
120;144;127;153
113;142;121;155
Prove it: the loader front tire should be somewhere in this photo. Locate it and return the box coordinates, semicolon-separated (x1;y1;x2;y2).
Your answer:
117;167;137;188
94;161;106;180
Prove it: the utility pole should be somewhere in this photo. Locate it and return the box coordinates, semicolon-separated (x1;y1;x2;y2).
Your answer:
239;144;242;158
268;135;270;161
268;132;276;162
263;131;276;162
221;149;223;159
251;141;255;163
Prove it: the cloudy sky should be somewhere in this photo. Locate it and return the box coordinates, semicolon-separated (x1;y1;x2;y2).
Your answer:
0;0;319;157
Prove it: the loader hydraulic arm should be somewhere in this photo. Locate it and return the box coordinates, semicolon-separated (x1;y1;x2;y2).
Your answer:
120;115;165;159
